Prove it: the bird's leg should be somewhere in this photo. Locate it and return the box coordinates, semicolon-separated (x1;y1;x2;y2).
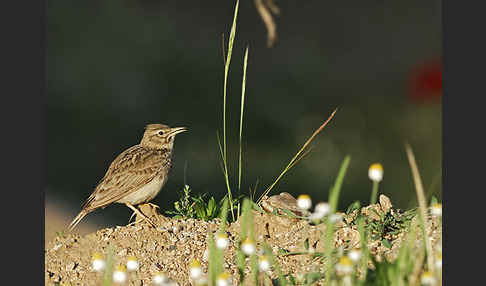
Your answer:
147;202;160;209
125;203;157;227
127;211;137;224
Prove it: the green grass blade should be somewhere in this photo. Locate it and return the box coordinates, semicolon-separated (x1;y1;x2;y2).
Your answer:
221;0;240;222
238;46;249;193
328;155;351;213
324;155;350;286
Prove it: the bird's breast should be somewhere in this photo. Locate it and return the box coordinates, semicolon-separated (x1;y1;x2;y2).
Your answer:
117;175;167;205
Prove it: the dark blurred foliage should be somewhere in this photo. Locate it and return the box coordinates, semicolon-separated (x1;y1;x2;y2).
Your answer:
47;0;442;225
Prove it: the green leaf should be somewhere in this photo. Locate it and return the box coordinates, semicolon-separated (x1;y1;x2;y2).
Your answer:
208;197;216;214
303;238;309;250
251;201;265;213
278;248;289;255
346;200;361;214
382;239;392;249
280;208;297;218
287;275;296;285
305;272;323;284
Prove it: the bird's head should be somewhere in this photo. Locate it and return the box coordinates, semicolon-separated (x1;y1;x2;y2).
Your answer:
140;123;187;150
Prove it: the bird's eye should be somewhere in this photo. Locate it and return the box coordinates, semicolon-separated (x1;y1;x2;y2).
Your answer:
157;130;164;136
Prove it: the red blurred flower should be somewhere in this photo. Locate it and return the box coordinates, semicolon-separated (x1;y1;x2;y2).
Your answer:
407;58;442;103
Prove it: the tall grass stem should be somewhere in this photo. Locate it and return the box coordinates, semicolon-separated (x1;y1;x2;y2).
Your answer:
405;144;435;276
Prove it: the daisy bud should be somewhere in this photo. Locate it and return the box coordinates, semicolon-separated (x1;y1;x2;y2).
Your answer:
91;252;105;272
241;238;256;256
113;265;127;283
189;259;202;280
215;232;229;250
297;194;312;210
368;163;384;182
126;256;139;271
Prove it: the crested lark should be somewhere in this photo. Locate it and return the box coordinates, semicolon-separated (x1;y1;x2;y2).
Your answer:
68;123;187;231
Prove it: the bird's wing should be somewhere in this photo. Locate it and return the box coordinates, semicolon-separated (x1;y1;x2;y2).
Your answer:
81;145;168;211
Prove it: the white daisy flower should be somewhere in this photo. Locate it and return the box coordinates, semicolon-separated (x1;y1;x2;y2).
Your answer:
314;202;330;216
258;255;271;272
152;272;169;285
241;238;256;256
368;163;384;182
420;271;436;285
189;259;202;280
335;256;353;276
126;256;139;271
113;265;127;283
215;232;229;250
348;249;361;263
216;272;231;286
430;203;442;217
297;194;312;210
91;252;105;272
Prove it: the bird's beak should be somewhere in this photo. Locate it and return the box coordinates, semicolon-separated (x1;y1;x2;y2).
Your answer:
168;127;188;138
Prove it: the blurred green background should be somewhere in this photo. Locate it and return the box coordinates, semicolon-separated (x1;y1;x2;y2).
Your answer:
47;0;441;227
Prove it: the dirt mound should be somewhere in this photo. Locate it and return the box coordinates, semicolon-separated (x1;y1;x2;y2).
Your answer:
45;198;442;285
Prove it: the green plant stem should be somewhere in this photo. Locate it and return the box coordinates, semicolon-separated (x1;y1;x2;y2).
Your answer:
357;217;369;283
102;246;114;286
370;181;379;205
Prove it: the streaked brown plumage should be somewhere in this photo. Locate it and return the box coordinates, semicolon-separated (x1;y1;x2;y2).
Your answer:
68;123;187;231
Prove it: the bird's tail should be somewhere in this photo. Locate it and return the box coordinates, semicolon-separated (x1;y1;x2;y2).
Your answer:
68;210;89;232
